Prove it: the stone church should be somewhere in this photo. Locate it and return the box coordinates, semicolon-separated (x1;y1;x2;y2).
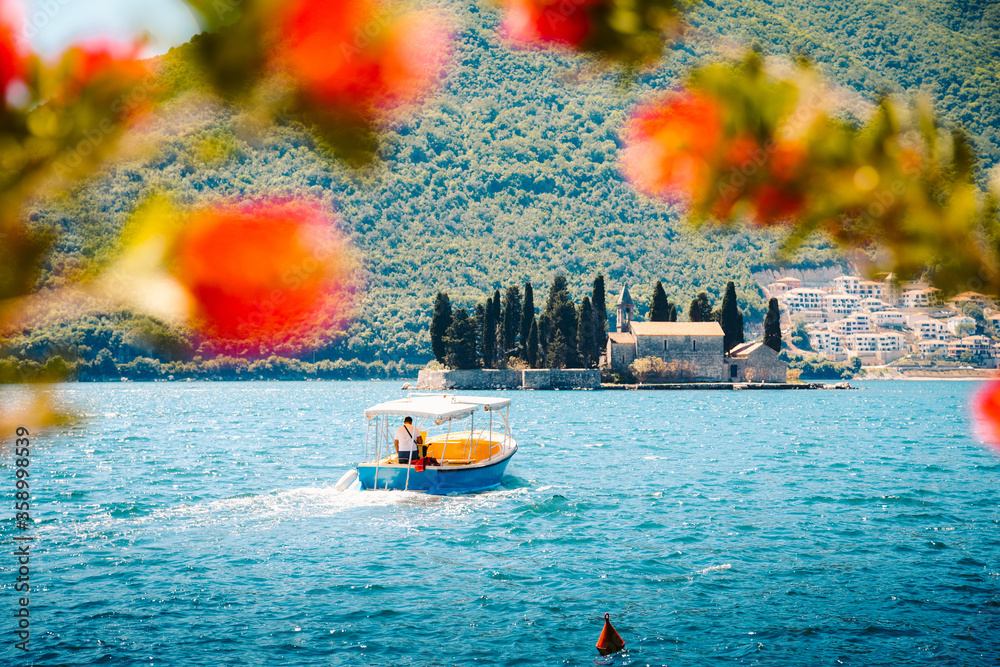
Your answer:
603;285;726;381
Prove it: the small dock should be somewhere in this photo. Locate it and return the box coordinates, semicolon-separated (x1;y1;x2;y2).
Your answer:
601;382;854;391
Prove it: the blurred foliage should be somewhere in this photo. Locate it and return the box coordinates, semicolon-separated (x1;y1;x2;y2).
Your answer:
625;53;1000;297
8;0;1000;379
502;0;691;66
690;0;1000;169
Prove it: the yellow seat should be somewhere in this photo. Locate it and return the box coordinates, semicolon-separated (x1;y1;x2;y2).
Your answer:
423;431;500;464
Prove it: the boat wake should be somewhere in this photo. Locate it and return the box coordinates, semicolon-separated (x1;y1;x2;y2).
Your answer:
46;479;536;539
696;563;733;575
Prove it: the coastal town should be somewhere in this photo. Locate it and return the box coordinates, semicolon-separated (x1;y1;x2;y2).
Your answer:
418;270;1000;391
767;274;998;368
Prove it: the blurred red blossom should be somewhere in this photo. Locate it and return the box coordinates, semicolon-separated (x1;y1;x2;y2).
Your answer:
623;89;807;225
500;0;686;64
622;92;722;203
973;380;1000;453
0;0;25;100
277;0;451;115
170;200;355;352
503;0;597;47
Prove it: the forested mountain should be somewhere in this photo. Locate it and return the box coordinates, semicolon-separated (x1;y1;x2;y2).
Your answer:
13;0;1000;367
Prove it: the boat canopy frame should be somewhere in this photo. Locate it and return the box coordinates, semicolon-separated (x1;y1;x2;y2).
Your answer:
362;394;513;476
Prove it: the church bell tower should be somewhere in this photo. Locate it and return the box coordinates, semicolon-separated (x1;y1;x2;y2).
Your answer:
616;285;634;333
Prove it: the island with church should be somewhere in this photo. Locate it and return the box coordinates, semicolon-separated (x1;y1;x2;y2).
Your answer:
416;275;845;391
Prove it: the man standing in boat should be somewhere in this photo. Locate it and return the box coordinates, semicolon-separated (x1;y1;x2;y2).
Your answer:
394;416;424;464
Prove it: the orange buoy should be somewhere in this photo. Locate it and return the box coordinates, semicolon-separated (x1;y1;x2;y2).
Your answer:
596;612;626;656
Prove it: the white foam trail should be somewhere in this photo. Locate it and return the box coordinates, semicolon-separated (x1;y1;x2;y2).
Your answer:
41;482;533;539
697;563;732;575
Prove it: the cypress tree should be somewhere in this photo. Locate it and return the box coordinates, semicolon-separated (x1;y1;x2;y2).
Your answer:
547;330;568;369
502;285;522;361
430;292;452;363
482;295;497;368
519;282;534;359
592;274;607;354
542;275;578;366
764;298;782;352
577;297;597;368
490;289;502;366
689;292;713;322
649;281;670;321
474;303;486;366
527;317;539;368
444;309;478;370
538;313;550;364
668;303;678;322
720;281;744;353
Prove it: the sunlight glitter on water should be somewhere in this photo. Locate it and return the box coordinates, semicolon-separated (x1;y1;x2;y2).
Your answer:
1;380;998;666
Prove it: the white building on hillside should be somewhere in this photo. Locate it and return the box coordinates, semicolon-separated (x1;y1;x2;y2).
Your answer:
907;317;946;340
809;328;844;354
781;288;825;313
946;316;976;336
948;335;994;358
902;288;940;308
824;293;861;318
833;276;884;299
843;333;902;354
871;310;905;327
863;298;891;312
919;340;948;356
765;277;802;297
833;313;872;335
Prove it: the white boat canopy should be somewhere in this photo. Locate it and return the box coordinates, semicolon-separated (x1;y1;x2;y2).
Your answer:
363;394;511;422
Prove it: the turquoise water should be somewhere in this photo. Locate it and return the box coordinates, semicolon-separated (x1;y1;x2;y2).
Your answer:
2;380;999;666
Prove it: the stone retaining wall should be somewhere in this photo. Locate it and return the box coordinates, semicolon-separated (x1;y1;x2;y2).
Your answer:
417;369;600;390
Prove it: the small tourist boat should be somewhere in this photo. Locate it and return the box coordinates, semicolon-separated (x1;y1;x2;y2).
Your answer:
336;394;518;494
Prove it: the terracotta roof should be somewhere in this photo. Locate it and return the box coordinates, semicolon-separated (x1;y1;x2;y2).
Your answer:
729;342;765;357
728;342;758;356
608;332;636;344
953;291;996;301
630;321;724;337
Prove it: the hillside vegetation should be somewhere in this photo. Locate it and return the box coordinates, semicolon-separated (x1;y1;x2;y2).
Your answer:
10;0;1000;369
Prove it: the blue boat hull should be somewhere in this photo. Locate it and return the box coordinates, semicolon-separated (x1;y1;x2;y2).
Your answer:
357;449;515;495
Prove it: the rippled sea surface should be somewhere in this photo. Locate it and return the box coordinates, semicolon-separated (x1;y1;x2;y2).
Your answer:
1;380;999;666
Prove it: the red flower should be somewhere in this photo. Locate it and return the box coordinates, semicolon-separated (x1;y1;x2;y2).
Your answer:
0;0;25;99
749;183;805;225
171;201;354;352
503;0;599;47
278;0;450;114
723;137;806;224
622;92;723;202
973;380;1000;453
625;91;808;224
